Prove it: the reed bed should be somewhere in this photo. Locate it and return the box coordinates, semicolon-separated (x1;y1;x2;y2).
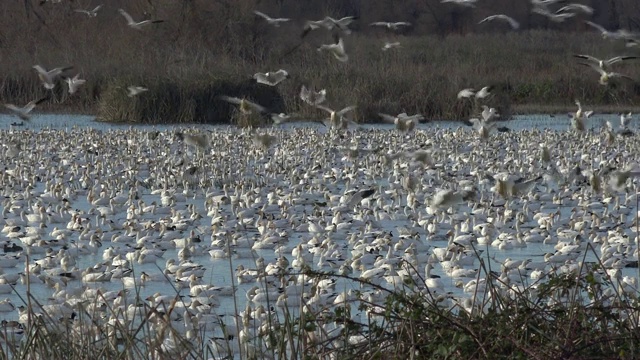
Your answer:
2;247;638;360
1;1;639;123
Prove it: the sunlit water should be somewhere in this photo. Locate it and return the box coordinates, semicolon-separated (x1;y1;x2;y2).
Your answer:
0;113;638;355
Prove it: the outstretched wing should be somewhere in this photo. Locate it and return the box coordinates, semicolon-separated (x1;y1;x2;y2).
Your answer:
118;9;135;25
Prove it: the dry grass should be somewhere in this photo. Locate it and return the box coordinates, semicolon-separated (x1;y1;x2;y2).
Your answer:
1;1;639;123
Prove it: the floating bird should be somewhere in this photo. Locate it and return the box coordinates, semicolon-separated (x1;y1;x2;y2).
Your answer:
74;4;103;17
253;69;289;86
300;85;326;106
218;96;269;115
33;65;73;90
318;35;349;62
478;15;520;30
119;9;164;30
65;74;86;94
253;11;290;27
4;97;48;121
127;86;148;97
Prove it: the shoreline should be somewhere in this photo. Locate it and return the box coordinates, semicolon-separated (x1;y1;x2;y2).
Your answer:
4;103;638;126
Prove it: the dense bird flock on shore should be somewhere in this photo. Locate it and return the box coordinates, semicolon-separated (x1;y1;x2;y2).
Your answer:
1;0;640;359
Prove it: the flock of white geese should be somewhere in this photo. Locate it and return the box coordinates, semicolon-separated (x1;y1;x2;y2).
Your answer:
1;0;640;358
0;114;639;357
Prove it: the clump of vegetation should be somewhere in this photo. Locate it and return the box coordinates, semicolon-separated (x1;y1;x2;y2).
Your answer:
5;247;639;360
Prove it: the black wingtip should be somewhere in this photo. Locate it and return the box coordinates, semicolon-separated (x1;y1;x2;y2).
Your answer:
360;189;375;199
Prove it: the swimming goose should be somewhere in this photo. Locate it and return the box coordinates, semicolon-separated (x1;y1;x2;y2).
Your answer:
318;35;349;62
74;4;102;17
299;85;326;106
253;69;289;86
118;9;164;30
369;21;411;30
4;97;48;120
578;62;635;85
127;86;148;97
33;65;73;89
65;74;86;94
253;10;290;26
218;96;269;115
478;14;520;30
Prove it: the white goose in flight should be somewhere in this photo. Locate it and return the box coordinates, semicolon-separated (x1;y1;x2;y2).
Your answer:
253;11;290;27
315;104;356;129
478;14;520;30
65;74;86;94
74;4;103;17
318;35;348;62
33;65;73;90
4;97;48;121
119;9;164;30
253;69;289;86
299;85;326;106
